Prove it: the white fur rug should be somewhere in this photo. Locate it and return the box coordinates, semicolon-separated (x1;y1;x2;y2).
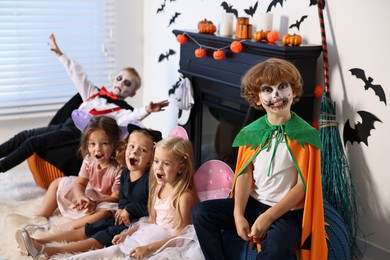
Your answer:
0;165;47;260
0;165;126;260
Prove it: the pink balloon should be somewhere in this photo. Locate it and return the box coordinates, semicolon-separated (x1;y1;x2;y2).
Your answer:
194;160;234;201
168;125;189;140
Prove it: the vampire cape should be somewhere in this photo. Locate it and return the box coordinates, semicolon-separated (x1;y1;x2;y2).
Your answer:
231;112;328;260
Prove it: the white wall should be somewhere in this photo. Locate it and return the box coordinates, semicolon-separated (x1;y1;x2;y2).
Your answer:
140;0;390;259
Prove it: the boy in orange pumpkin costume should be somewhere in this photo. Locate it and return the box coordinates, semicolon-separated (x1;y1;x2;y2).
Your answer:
192;58;327;259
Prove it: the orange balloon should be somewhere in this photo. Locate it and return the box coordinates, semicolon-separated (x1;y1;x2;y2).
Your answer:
267;31;280;43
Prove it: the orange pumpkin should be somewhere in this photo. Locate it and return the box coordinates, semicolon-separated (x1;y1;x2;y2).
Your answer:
253;30;270;42
176;34;187;44
282;33;303;46
213;49;225;60
198;19;217;34
195;47;207;58
267;31;280;43
230;41;243;53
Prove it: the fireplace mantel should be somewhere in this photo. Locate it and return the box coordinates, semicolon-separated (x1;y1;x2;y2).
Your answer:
173;29;322;167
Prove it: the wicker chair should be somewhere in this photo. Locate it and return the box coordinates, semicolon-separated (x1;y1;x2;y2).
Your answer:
27;93;83;189
27;153;65;189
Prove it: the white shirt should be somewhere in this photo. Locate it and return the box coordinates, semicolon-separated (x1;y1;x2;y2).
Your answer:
251;136;303;210
58;54;149;127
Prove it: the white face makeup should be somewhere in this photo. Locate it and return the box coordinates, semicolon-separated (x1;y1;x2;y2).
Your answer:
257;82;294;111
111;70;137;98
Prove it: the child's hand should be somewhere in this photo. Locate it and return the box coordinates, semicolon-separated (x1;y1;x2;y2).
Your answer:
84;198;97;214
115;209;131;226
48;34;63;56
72;196;92;211
248;213;272;240
234;215;251;241
129;245;152;259
112;233;127;244
146;100;169;113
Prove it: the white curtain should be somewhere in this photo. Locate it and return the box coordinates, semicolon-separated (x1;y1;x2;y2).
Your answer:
0;0;116;120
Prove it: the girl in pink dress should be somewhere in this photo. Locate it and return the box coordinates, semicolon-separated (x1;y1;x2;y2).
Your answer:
15;115;123;230
65;136;205;260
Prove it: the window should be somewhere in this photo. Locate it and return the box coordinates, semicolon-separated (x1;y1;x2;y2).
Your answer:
0;0;116;120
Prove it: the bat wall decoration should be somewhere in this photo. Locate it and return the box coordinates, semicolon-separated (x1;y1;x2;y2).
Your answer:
168;79;181;95
221;2;238;18
350;68;387;105
156;0;166;14
267;0;286;13
289;15;308;31
343;110;382;146
158;49;176;62
168;12;181;27
244;1;258;17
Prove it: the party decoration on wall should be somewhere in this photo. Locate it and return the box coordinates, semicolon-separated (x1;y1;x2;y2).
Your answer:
343;111;382;146
349;68;387;105
221;2;238;18
168;12;181;27
244;1;258;17
195;47;207;58
158;49;176;62
267;0;286;12
156;0;166;14
282;33;303;46
289;15;308;31
168;78;181;95
177;32;246;61
176;34;187;44
230;41;243;53
213;49;225;60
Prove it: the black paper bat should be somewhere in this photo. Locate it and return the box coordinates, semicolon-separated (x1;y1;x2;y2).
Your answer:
350;68;387;105
343;111;382;146
267;0;285;12
168;79;181;95
244;1;258;17
289;15;308;31
158;49;176;62
221;2;238;18
168;12;181;27
156;0;166;14
309;0;317;6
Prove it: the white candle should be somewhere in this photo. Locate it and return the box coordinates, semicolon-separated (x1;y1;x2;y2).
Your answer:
260;12;273;31
220;13;234;37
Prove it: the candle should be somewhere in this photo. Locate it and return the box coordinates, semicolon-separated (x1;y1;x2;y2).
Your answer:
220;13;234;37
260;12;273;31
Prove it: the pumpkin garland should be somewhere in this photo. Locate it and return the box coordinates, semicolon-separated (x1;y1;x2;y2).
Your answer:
176;34;187;44
195;47;207;58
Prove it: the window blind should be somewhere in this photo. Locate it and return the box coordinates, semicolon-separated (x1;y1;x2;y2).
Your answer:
0;0;116;120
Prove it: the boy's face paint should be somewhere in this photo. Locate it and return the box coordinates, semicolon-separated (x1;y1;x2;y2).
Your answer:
111;70;137;98
256;82;294;111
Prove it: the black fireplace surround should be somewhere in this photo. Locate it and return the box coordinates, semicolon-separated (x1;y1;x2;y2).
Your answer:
173;30;322;168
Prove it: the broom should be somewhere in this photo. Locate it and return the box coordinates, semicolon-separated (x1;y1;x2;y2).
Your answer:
317;0;361;258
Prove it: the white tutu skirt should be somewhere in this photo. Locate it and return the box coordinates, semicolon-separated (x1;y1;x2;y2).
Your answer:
120;218;205;260
56;176;118;219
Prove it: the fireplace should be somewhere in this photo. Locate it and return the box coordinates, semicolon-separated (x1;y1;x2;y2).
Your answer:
173;30;322;169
